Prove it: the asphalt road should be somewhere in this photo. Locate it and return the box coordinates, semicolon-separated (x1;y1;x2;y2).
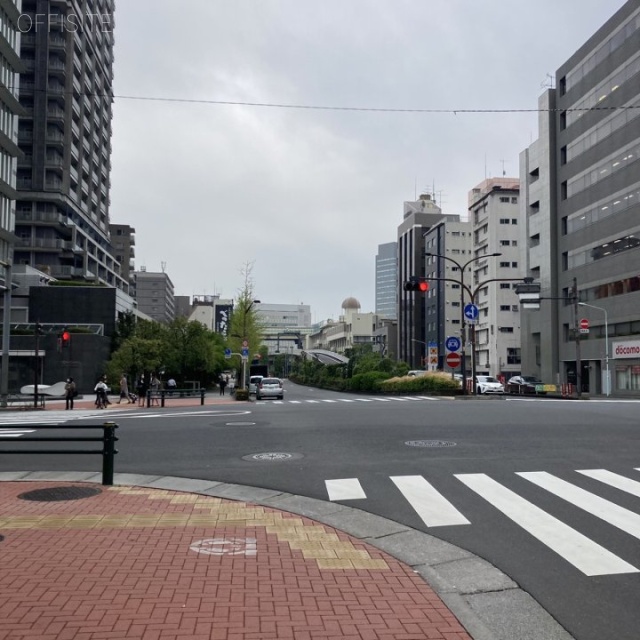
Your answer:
3;381;640;640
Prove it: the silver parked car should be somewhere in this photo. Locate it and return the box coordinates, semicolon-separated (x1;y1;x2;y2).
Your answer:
248;375;264;395
256;377;284;400
475;375;505;395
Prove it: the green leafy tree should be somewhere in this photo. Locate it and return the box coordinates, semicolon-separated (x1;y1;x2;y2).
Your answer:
105;335;163;387
227;262;263;357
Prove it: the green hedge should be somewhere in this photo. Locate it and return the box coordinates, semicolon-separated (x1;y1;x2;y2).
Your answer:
379;372;460;394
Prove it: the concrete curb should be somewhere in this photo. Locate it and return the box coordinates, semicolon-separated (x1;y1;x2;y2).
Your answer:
0;471;575;640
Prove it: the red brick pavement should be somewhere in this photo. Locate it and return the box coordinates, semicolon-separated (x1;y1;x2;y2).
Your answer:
0;482;472;640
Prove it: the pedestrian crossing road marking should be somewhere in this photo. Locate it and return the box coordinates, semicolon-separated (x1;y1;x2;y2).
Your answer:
326;469;640;576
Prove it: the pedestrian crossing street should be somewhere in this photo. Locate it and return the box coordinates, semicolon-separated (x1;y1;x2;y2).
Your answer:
326;469;640;577
0;409;117;435
257;395;442;405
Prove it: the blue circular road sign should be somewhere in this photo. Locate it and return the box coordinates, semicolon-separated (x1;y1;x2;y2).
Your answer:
445;336;461;352
464;303;479;321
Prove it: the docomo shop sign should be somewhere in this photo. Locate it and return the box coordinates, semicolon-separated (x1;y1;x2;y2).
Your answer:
613;339;640;359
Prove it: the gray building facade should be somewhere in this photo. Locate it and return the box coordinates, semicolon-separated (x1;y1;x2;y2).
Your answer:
14;1;127;289
520;0;640;395
134;269;175;324
375;241;397;320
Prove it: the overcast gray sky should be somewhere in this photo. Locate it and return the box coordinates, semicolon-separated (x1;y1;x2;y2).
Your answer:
109;0;624;323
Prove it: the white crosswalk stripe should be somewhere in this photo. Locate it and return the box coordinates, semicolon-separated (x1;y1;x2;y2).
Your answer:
326;468;640;576
251;396;442;406
0;409;115;428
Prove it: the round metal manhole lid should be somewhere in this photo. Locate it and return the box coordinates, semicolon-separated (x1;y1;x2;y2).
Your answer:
405;440;457;448
18;486;102;502
242;452;304;462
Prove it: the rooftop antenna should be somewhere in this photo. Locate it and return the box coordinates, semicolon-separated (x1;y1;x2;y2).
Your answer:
161;261;166;273
500;159;506;177
540;73;555;89
484;153;487;179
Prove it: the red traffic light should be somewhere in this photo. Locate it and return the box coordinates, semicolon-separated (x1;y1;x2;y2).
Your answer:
404;278;429;292
61;330;70;343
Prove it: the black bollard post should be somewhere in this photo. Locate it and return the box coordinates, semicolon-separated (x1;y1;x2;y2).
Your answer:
102;422;118;485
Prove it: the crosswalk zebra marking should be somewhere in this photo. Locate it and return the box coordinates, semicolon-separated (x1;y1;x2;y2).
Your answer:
391;475;470;527
0;429;35;438
577;469;640;498
457;472;638;576
518;471;640;542
338;399;356;403
325;478;367;501
321;400;338;403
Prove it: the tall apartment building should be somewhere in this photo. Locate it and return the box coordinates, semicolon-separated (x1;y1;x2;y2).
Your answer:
14;1;127;289
469;179;522;378
0;0;23;292
397;193;447;368
375;242;397;320
109;223;135;290
134;269;175;324
520;0;640;395
423;216;473;370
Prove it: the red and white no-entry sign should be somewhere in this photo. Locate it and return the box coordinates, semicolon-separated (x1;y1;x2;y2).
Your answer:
445;352;461;369
580;318;589;330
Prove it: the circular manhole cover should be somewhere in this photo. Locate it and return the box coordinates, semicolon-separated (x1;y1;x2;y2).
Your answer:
18;486;102;502
242;452;304;462
405;440;457;448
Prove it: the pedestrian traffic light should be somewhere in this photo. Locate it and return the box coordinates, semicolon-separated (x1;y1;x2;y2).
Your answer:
61;328;70;347
34;322;44;335
403;278;429;292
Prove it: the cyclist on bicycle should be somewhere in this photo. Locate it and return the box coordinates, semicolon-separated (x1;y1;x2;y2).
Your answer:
94;378;110;409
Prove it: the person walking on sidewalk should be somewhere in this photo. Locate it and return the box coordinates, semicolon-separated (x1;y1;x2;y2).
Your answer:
219;374;228;396
118;373;130;404
64;377;76;410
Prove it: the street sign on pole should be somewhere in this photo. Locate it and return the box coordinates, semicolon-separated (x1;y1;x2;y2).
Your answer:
241;347;249;357
224;348;232;359
445;336;461;352
464;304;479;323
445;352;462;369
579;318;590;334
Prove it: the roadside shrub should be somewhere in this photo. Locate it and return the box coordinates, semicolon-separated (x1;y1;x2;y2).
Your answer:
234;388;249;401
379;372;460;394
347;371;391;392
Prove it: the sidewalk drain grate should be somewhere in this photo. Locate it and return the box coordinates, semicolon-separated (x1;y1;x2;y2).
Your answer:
405;440;457;448
18;486;102;502
242;452;304;462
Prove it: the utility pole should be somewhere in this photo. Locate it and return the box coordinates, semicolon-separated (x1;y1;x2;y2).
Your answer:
572;277;582;399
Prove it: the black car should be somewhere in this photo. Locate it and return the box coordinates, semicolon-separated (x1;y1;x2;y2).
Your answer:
507;375;546;395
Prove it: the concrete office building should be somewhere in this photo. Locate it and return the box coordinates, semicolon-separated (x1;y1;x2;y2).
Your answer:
255;303;311;354
14;1;127;289
469;178;522;379
423;216;473;370
375;242;397;320
109;223;135;290
134;269;175;324
0;0;23;291
397;193;447;368
520;1;640;395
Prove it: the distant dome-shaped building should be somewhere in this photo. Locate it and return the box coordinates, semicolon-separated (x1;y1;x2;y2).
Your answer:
341;297;361;311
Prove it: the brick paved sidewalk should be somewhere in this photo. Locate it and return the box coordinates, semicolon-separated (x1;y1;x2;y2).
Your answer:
0;481;472;640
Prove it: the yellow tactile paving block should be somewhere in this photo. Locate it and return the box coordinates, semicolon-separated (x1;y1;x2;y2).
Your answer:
2;486;389;571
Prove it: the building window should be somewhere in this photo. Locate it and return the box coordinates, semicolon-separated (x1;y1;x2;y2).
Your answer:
500;240;510;246
499;262;510;268
500;305;511;311
500;283;511;289
507;348;521;365
499;327;514;333
511;197;518;204
499;218;510;224
511;219;518;224
500;196;510;203
511;261;518;268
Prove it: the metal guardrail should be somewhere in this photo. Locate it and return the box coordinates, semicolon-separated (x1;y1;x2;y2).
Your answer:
0;422;119;485
146;388;206;408
0;394;46;410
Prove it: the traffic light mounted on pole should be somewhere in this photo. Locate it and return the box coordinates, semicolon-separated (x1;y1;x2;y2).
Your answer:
61;328;70;348
403;277;429;293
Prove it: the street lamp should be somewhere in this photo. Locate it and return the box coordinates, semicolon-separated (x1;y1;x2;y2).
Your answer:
425;251;501;394
578;302;610;397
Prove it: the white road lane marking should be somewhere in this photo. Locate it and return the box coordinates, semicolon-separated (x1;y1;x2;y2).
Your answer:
391;475;470;527
457;473;637;576
519;471;640;542
578;469;640;498
325;478;367;501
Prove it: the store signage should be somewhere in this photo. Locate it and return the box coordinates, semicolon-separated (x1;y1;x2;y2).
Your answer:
612;339;640;359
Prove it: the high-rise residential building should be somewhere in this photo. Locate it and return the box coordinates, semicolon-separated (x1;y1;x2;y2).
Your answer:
109;223;135;290
0;0;23;292
468;178;522;379
397;193;446;368
520;0;640;395
134;269;175;324
423;216;473;370
14;1;126;289
375;242;397;320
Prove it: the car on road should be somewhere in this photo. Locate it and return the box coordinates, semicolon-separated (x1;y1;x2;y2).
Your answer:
248;375;264;395
407;370;428;377
475;375;505;395
507;375;546;395
256;377;284;400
